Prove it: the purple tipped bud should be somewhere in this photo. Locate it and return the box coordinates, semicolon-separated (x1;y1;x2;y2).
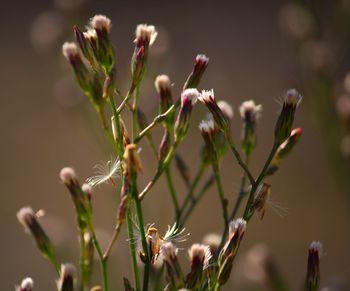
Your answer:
239;100;263;156
89;15;115;74
155;75;174;122
60;167;91;230
186;244;212;289
268;127;302;175
199;90;229;133
131;24;157;87
305;241;322;291
17;207;57;266
199;119;217;164
174;89;200;142
158;130;171;162
183;54;209;90
73;25;95;66
58;263;76;291
275;89;303;145
17;277;34;291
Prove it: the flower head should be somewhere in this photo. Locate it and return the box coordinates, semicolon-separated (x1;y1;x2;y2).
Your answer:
57;263;76;291
135;24;158;46
17;277;34;291
90;15;111;32
183;54;209;90
86;157;121;188
217;100;234;120
305;241;322;291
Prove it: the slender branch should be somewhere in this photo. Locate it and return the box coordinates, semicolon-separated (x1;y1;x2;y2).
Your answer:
117;84;137;114
132;85;140;142
213;163;229;228
88;223;109;291
134;105;175;144
126;203;141;291
243;143;279;220
79;230;87;291
224;130;255;185
165;167;180;220
178;162;206;222
103;222;122;260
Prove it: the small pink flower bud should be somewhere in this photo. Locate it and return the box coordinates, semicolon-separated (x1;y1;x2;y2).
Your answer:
199;119;217;165
18;277;34;291
274;89;302;145
155;75;174;118
186;244;212;289
305;241;322;291
183;54;209;90
199;90;229;133
57;263;76;291
174;89;200;142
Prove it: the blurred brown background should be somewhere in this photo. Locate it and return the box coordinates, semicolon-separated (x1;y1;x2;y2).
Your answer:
1;0;350;290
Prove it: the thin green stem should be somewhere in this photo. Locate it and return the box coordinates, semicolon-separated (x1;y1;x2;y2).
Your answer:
225;131;255;185
213;163;229;228
243;143;279;220
179;173;215;227
126;204;141;291
165;167;180;220
79;231;87;291
229;155;250;221
131;172;150;291
132;85;140;142
88;223;109;291
178;162;206;223
108;94;124;159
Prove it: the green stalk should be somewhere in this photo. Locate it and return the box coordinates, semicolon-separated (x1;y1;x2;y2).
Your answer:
88;223;109;291
126;203;141;291
131;172;150;291
212;162;229;228
243;143;279;220
165;167;180;220
108;94;124;159
132;85;140;142
79;231;87;291
178;162;206;223
229;155;250;221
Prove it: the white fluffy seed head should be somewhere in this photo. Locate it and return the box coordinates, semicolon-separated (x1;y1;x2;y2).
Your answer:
135;24;158;45
90;15;111;31
181;88;199;106
218;100;234;120
62;42;79;60
59;167;77;184
17;207;35;228
20;277;34;290
239;100;262;121
199;119;215;133
285;89;303;106
199;89;215;103
155;74;171;93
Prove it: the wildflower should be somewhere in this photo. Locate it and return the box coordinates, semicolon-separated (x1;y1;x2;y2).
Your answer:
17;277;34;291
89;15;115;73
186;244;212;289
131;24;157;87
86;157;121;188
217;218;247;286
199;119;217;165
183;54;209;90
57;263;76;291
274;89;302;145
60;167;91;230
155;74;174;127
239;100;263;156
202;233;221;257
62;42;90;91
17;207;58;268
305;241;322;291
174;89;199;142
199;89;229;133
217;100;234;121
161;242;184;289
73;25;95;66
268;127;302;175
